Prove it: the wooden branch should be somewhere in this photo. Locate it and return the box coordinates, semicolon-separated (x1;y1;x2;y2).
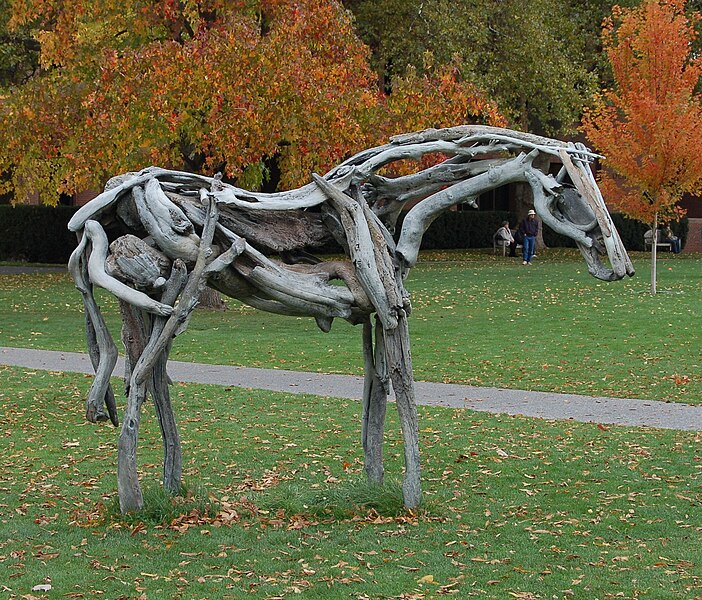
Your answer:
358;191;403;314
527;171;593;247
246;265;355;310
566;146;635;278
203;239;246;275
246;265;352;319
396;152;538;267
106;235;171;292
117;380;147;512
559;149;611;237
170;193;333;253
389;125;603;160
384;311;421;509
312;173;398;330
214;166;357;210
287;261;372;312
68;232;118;425
366;157;498;208
351;140;503;179
133;180;201;264
83;220;174;316
361;317;388;484
132;190;219;387
118;299;148;398
150;346;182;494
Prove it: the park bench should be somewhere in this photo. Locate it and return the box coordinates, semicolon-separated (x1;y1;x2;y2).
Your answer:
493;231;522;256
643;229;671;252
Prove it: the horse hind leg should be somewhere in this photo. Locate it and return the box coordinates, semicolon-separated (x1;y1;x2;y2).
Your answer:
384;311;422;509
361;317;389;485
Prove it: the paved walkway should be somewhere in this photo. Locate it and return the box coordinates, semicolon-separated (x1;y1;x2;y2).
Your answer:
1;346;701;431
0;265;66;274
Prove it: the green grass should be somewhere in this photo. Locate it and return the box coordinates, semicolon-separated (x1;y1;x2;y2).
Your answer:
1;251;701;598
1;249;701;403
1;366;700;599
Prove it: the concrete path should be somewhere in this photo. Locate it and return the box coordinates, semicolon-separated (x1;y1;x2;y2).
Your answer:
0;266;66;274
2;346;701;432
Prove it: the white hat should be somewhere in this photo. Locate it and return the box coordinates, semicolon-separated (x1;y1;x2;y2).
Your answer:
527;209;536;215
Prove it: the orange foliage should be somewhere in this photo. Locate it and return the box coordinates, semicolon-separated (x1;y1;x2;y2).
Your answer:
581;0;702;225
0;0;505;204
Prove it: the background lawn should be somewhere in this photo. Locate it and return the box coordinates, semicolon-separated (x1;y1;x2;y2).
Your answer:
1;249;700;403
0;367;700;599
0;250;700;599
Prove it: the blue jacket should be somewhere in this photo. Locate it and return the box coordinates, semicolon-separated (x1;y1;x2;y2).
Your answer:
519;216;539;237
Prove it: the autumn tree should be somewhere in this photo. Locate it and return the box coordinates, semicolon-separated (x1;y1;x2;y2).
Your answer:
0;0;503;205
344;0;624;237
581;0;702;294
0;0;38;88
344;0;631;136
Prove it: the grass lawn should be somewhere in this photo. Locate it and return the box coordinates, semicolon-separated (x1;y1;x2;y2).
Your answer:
1;367;700;599
1;249;700;403
0;250;701;599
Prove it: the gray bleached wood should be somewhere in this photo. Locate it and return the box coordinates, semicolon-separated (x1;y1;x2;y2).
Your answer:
68;125;634;513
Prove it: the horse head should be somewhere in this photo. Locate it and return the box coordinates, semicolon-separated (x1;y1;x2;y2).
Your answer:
374;127;634;282
529;145;634;281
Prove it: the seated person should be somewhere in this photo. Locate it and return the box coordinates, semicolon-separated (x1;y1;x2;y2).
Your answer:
662;226;682;253
495;220;516;257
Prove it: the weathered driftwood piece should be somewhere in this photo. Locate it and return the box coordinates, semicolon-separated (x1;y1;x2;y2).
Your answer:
68;126;634;514
68;232;119;425
361;317;389;486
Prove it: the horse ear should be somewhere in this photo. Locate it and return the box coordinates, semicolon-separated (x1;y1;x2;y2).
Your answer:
558;149;611;238
558;148;634;279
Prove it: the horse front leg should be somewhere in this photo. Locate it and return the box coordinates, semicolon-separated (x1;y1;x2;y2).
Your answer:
117;262;187;512
385;310;422;509
145;263;187;496
150;343;182;494
117;310;181;511
116;301;149;513
361;317;389;484
117;378;147;512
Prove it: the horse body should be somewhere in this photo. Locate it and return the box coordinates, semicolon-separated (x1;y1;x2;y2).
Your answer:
68;126;634;512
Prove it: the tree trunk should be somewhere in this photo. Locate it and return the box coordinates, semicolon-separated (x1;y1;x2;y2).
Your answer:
198;287;227;310
651;212;658;295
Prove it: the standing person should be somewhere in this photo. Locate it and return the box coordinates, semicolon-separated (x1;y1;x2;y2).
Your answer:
495;220;517;257
519;209;539;265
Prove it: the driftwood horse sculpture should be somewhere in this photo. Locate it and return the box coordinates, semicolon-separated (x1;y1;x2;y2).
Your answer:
67;125;634;513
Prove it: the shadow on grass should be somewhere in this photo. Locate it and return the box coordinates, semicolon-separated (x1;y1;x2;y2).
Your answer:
105;478;446;528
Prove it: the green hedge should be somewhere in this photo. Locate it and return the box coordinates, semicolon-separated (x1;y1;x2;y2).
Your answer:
0;205;79;263
0;204;689;265
543;213;689;251
407;210;687;252
395;210;512;250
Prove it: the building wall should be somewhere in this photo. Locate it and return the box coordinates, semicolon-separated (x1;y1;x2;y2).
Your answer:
73;190;99;206
679;194;702;219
